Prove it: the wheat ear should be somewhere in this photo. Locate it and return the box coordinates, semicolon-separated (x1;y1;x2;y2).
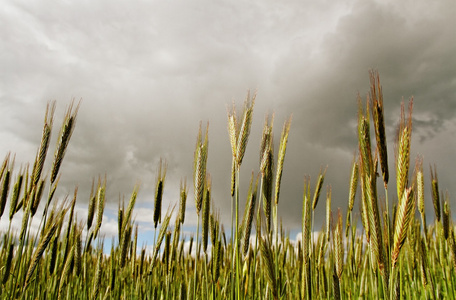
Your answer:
391;187;414;268
369;70;389;188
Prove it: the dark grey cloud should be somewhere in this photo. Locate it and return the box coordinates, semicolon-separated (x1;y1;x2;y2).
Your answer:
1;0;455;233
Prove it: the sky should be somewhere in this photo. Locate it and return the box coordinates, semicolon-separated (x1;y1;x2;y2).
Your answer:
1;0;456;246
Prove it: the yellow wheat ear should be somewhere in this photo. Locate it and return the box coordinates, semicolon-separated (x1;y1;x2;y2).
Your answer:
396;99;413;202
235;91;255;167
392;187;415;268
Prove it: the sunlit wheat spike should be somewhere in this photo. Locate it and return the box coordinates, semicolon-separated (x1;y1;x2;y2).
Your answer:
392;187;414;268
274;115;292;206
51;100;80;184
227;103;239;197
358;96;373;178
260;236;278;300
442;197;450;240
33;101;55;187
369;70;389;188
243;172;258;256
193;122;208;214
154;159;166;228
302;177;312;262
395;100;413;202
334;209;344;279
202;174;211;253
430;164;441;222
312;166;326;210
124;184;139;233
416;157;425;215
260;113;274;172
326;186;332;242
227;101;238;159
235;91;255;167
178;178;187;224
94;176;106;238
348;156;359;212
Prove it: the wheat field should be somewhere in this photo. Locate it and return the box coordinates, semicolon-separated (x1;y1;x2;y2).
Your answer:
1;71;455;299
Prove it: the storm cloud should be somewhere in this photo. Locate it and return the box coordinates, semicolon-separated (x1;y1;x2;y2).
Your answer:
1;0;455;235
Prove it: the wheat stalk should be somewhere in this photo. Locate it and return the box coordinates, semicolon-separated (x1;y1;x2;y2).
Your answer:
179;178;188;224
